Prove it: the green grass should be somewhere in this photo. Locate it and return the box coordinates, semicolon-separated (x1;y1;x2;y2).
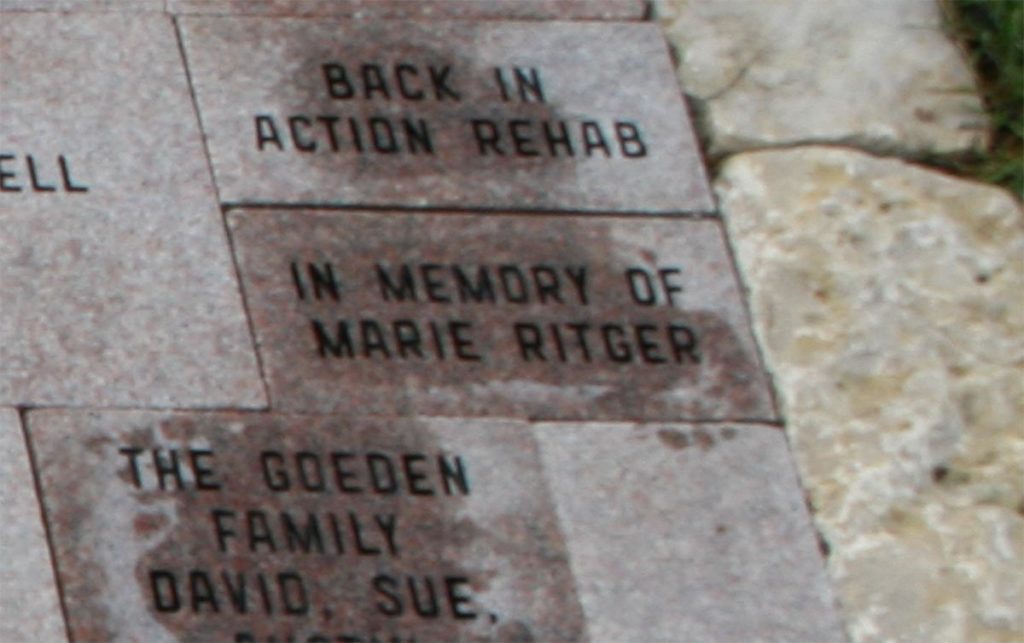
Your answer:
943;0;1023;196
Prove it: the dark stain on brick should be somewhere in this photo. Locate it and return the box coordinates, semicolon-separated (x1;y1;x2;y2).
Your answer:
499;620;537;642
693;428;715;451
657;428;690;450
133;512;167;538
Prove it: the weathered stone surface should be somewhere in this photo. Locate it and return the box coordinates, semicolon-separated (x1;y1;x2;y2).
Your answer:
656;0;987;157
179;17;713;213
228;209;774;421
0;0;162;10
169;0;646;20
0;408;67;643
0;14;265;408
717;147;1024;641
26;409;584;642
534;421;845;641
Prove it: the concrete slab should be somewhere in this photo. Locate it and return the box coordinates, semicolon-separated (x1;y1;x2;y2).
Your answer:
0;13;265;408
0;408;67;643
179;17;712;213
227;209;775;421
535;421;846;642
25;409;584;642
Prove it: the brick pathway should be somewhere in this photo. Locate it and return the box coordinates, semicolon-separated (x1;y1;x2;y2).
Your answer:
1;1;1019;642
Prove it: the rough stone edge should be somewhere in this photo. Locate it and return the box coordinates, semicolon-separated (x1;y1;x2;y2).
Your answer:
712;146;1024;642
647;0;997;189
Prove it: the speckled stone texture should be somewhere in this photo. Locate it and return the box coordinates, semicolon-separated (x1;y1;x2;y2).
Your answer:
0;409;67;643
0;14;265;408
717;147;1024;642
534;422;845;642
26;410;584;642
0;0;162;10
656;0;987;158
179;17;713;213
227;209;774;421
169;0;647;19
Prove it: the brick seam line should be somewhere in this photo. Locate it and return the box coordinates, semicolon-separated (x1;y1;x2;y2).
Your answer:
172;14;273;411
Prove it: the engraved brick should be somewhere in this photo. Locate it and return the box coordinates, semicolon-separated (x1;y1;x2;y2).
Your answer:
0;14;264;408
228;210;775;421
179;18;712;213
26;410;584;642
